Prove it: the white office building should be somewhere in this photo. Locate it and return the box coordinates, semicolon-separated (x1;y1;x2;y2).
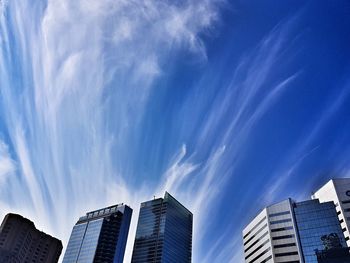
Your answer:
312;178;350;247
242;199;303;263
242;196;349;263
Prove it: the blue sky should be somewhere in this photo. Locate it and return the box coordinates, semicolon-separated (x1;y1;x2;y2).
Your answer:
1;0;350;262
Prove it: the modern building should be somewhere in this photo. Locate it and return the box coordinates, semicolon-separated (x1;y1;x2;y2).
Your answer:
242;198;348;263
294;199;349;263
131;192;193;263
243;199;302;263
0;213;63;263
62;203;132;263
312;178;350;247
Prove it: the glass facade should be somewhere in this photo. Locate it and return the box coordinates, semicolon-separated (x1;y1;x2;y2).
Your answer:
131;192;193;263
63;223;89;262
77;219;103;262
62;204;132;263
294;199;347;263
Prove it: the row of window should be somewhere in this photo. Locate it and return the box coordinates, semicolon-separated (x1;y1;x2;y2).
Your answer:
260;255;272;263
269;211;290;218
245;239;270;260
244;231;268;253
272;234;294;240
271;226;294;232
270;218;292;225
248;247;271;263
273;242;296;249
243;217;267;239
275;251;299;257
244;224;268;246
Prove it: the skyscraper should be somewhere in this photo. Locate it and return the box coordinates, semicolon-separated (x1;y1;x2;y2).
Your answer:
242;198;349;263
131;192;193;263
62;203;132;263
243;199;302;263
0;213;63;263
293;199;349;263
312;178;350;247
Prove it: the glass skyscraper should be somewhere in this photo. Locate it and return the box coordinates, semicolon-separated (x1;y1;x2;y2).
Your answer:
62;203;132;263
131;192;193;263
312;178;350;247
294;199;348;263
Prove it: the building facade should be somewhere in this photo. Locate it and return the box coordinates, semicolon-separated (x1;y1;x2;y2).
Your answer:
131;192;193;263
0;213;63;263
243;199;303;263
312;178;350;247
62;203;132;263
243;199;348;263
293;199;348;263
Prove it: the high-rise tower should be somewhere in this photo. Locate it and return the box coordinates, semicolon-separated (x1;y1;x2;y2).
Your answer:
0;213;63;263
242;198;350;263
62;204;132;263
312;178;350;247
131;192;193;263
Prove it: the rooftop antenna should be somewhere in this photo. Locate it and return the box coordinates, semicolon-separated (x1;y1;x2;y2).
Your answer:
153;195;156;200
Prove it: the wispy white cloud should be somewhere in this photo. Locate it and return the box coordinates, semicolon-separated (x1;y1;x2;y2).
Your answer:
1;1;302;261
1;1;347;263
187;15;303;262
0;140;15;186
0;0;223;262
264;80;350;205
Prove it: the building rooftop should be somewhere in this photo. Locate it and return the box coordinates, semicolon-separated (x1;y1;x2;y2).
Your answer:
1;213;62;244
77;203;131;223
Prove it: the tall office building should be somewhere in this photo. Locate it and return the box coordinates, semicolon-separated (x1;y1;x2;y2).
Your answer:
243;199;302;263
243;198;349;263
62;203;132;263
0;213;63;263
312;178;350;247
293;199;348;263
131;192;193;263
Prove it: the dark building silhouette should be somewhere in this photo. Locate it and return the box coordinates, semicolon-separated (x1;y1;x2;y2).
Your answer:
0;213;63;263
131;192;193;263
315;247;350;263
315;233;350;263
62;203;132;263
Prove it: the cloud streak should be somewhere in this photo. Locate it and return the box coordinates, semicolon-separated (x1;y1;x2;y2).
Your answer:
0;0;224;262
1;1;349;263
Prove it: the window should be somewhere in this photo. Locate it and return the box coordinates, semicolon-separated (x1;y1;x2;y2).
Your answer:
272;234;294;240
245;239;270;260
269;211;290;217
271;226;293;232
243;217;267;239
260;255;272;263
244;224;268;246
275;251;299;257
248;247;271;263
274;243;296;249
270;218;292;225
244;231;268;253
